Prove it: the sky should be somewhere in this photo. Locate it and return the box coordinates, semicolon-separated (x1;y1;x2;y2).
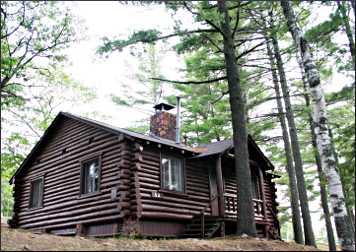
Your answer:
23;1;353;242
63;2;190;127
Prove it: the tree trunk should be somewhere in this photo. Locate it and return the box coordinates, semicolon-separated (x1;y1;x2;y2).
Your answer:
328;127;356;236
297;57;337;251
270;27;316;246
281;1;355;250
265;38;304;244
337;0;355;69
217;0;256;236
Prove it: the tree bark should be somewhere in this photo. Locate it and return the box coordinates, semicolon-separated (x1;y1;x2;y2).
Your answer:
270;26;316;246
297;56;337;251
328;127;356;236
266;38;304;245
281;1;355;250
337;0;355;69
217;0;256;236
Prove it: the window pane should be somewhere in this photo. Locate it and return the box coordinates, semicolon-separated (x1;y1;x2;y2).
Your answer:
251;169;260;199
30;179;43;208
171;159;182;191
82;158;100;194
161;156;183;192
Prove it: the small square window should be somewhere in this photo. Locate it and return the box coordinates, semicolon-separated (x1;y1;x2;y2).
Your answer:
161;155;184;192
29;178;43;209
81;158;101;195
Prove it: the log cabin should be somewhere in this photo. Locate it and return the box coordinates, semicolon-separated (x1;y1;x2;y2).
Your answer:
9;102;280;239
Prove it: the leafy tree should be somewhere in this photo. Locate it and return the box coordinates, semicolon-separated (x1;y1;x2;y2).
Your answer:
0;1;80;106
265;37;304;244
268;10;316;246
281;1;355;250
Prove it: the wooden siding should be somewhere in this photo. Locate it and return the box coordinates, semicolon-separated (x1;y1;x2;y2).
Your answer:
222;158;279;227
11;117;123;232
137;146;212;220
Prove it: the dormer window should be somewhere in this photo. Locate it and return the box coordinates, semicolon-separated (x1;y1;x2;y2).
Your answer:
161;155;184;192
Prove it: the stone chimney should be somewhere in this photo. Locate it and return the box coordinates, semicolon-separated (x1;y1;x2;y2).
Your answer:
150;103;176;141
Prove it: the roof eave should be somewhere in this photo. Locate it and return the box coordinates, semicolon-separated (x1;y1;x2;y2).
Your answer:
9;112;197;184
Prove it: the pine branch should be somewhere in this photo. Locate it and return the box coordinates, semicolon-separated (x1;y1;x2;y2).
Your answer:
150;76;226;85
236;41;266;60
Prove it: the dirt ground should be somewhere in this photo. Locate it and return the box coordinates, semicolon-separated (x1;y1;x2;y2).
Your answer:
1;225;320;251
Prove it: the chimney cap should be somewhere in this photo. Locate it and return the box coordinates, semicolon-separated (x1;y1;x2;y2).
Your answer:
153;103;175;111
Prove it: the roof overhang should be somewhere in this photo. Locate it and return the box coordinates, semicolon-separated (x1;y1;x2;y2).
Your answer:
9;112;197;184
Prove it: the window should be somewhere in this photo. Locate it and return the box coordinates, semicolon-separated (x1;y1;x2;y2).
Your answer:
81;157;101;195
29;178;43;209
161;155;184;192
250;167;261;199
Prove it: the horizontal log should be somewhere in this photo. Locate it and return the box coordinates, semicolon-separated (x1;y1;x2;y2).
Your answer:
141;204;202;215
40;122;94;151
37;129;110;161
21;208;120;228
18;202;118;225
18;197;115;219
140;199;209;212
136;172;158;180
19;188;113;210
24;140;120;178
139;182;160;190
141;211;193;220
118;184;130;190
28;135;119;174
139;167;160;176
140;163;159;172
29;214;123;231
30;128;112;166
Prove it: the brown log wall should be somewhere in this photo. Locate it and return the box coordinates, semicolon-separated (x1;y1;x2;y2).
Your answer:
222;159;279;227
137;146;212;221
12;117;123;232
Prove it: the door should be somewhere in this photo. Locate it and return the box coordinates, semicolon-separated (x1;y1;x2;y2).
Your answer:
208;166;219;216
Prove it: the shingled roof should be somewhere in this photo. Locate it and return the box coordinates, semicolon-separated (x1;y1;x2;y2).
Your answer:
195;139;233;158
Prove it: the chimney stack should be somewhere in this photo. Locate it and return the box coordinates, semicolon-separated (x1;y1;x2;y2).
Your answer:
150;98;182;144
150;103;176;141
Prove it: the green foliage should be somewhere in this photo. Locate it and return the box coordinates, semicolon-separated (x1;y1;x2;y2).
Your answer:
328;101;355;209
1;133;28;216
304;11;342;44
1;1;81;106
97;29;162;55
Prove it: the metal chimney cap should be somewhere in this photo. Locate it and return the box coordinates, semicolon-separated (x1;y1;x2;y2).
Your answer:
153;103;175;111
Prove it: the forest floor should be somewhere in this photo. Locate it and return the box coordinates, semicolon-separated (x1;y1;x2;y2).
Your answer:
1;225;321;251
